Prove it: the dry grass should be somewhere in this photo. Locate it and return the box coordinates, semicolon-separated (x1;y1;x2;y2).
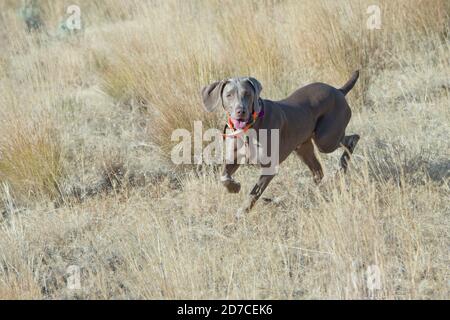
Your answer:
0;0;448;299
0;113;62;201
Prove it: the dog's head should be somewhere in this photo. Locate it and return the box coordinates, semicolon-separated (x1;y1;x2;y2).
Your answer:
201;77;262;129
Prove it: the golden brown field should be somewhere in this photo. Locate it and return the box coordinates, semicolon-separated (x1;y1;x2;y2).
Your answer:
0;0;448;299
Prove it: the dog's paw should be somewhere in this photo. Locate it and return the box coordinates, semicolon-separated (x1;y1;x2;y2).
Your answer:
222;179;241;193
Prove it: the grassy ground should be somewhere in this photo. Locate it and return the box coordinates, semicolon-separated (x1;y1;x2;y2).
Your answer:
0;0;448;299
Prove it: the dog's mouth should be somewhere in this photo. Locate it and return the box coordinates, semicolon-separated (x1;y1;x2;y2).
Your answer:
230;117;250;130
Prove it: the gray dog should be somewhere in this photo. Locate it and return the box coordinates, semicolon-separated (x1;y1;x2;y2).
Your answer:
201;71;360;216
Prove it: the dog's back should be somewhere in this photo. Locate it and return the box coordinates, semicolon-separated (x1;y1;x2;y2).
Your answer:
278;71;359;121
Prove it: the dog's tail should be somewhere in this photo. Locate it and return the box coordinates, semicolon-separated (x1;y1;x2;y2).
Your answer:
339;70;359;96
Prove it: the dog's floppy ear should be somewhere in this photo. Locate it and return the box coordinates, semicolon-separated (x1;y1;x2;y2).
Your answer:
246;77;263;113
201;80;227;112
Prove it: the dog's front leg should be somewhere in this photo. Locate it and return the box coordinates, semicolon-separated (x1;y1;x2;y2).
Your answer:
221;136;246;193
236;174;274;218
221;163;241;193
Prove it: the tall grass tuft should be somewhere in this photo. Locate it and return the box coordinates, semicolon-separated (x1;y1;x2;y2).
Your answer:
0;112;63;201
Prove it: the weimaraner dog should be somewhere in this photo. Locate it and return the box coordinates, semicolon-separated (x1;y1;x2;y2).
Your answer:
201;71;360;216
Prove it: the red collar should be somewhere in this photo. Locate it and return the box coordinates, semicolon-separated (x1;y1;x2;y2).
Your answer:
222;110;264;138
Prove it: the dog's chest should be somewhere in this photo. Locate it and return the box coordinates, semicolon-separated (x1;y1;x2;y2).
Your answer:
225;131;277;165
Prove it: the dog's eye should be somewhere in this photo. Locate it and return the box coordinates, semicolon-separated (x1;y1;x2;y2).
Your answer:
226;93;232;98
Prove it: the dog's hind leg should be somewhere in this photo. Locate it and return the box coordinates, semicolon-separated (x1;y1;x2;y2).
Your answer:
339;134;360;172
296;139;324;184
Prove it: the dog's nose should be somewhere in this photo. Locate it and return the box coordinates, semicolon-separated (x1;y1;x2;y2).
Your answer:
235;108;246;118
